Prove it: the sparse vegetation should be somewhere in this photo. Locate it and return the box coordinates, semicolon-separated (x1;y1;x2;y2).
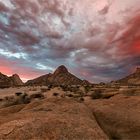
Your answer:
29;87;37;91
91;89;102;99
79;97;84;102
0;93;30;108
85;85;92;93
30;92;44;100
121;89;137;96
53;93;59;96
68;94;73;97
41;88;48;93
15;92;23;96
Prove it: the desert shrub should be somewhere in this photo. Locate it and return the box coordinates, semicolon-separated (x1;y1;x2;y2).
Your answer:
41;88;48;93
30;93;44;99
15;93;30;104
74;91;84;97
32;88;37;91
102;92;116;99
85;86;91;93
15;92;23;96
4;96;14;101
79;97;84;102
48;85;53;89
60;94;65;98
1;96;17;107
121;89;137;96
53;93;59;96
91;89;102;99
73;94;81;98
62;86;71;92
1;93;30;108
68;94;73;97
29;87;37;91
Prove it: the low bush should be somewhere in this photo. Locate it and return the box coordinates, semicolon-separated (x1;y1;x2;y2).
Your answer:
15;92;23;96
53;93;59;96
122;89;137;96
68;94;73;97
41;88;48;93
91;89;102;99
30;93;44;99
79;97;84;102
1;93;30;108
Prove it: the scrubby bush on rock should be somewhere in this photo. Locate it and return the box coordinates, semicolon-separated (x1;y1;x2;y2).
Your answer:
15;93;30;104
91;89;102;99
53;93;59;96
0;93;30;108
15;92;23;96
30;93;44;100
41;88;48;93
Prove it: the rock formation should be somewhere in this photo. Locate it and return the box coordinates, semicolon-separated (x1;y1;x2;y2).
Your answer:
26;65;90;86
0;73;23;88
0;98;108;140
0;73;13;88
85;94;140;140
115;67;140;85
10;74;24;86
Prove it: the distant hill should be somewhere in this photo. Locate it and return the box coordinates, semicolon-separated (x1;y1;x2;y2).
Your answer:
25;65;90;86
115;67;140;85
0;73;23;88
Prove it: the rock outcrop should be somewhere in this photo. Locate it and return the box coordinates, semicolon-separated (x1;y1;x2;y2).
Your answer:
0;98;108;140
115;67;140;85
85;94;140;140
10;74;24;86
0;73;23;88
26;65;90;86
0;73;13;88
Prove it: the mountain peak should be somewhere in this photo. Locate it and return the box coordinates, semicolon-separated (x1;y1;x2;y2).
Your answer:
10;74;23;86
12;74;20;77
54;65;68;75
26;65;89;86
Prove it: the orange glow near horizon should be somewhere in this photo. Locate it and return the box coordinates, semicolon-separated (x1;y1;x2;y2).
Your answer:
133;41;140;53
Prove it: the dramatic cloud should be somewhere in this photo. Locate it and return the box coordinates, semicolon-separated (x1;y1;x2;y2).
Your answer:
0;0;139;82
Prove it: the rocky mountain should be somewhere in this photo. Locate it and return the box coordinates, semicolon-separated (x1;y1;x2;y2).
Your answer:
116;67;140;85
10;74;24;86
0;73;23;88
26;65;90;86
0;73;12;88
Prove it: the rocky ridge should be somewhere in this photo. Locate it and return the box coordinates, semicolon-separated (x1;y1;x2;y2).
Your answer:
0;73;23;88
115;67;140;85
26;65;90;86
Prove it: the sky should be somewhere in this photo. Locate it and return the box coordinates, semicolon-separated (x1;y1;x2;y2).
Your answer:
0;0;140;83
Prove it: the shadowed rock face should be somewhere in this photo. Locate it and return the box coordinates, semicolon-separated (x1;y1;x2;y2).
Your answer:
26;65;90;86
0;73;12;88
53;65;68;75
116;67;140;85
10;74;24;86
0;98;108;140
85;94;140;140
0;73;23;88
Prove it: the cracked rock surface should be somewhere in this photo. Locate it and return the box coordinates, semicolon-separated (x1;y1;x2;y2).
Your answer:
85;94;140;140
0;98;108;140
